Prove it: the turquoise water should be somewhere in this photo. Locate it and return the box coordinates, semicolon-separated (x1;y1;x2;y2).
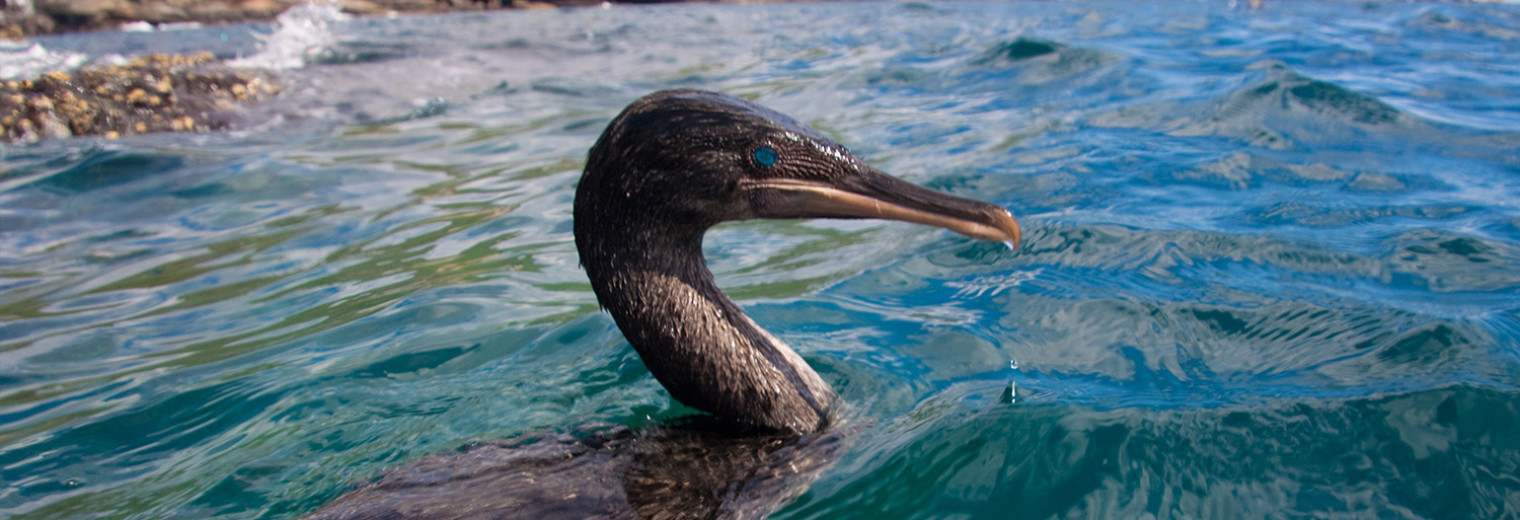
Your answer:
4;1;1520;517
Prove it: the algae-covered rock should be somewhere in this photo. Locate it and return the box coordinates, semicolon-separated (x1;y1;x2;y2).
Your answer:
1;52;278;142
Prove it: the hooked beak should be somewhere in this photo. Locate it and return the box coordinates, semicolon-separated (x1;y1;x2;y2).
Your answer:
741;167;1021;248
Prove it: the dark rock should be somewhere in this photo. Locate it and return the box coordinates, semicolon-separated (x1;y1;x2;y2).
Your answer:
2;0;56;37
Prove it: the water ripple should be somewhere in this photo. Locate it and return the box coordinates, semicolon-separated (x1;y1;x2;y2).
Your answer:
1;1;1518;518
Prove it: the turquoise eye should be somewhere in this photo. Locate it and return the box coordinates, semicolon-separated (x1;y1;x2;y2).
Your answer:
753;146;778;167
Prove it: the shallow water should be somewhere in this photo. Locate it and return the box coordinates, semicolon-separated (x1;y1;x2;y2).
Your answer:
3;1;1520;518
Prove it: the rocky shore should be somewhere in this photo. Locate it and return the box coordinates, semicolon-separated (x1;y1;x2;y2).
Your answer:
2;0;617;38
1;52;276;141
0;0;625;142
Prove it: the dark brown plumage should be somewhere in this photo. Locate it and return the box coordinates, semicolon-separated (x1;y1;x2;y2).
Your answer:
306;90;1020;519
575;89;1019;433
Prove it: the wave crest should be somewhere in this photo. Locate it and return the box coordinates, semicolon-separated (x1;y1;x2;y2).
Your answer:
229;2;348;71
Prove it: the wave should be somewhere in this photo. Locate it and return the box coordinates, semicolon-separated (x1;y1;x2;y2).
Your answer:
975;38;1063;63
874;222;1520;408
1090;62;1413;150
967;37;1121;87
0;40;87;81
806;382;1520;519
228;2;348;71
1220;63;1405;126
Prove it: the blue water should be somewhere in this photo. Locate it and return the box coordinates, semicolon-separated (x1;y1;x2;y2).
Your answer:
3;1;1520;517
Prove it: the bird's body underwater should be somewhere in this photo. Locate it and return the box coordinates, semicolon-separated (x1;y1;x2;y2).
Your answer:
306;89;1020;519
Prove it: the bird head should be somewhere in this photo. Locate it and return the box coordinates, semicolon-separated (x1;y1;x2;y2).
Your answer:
577;89;1020;250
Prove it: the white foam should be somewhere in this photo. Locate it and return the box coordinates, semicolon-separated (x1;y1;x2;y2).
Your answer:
91;54;130;67
158;21;203;31
120;21;155;32
118;20;202;32
229;1;347;71
0;40;88;80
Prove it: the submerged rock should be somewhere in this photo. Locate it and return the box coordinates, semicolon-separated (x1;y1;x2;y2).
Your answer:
1;52;277;142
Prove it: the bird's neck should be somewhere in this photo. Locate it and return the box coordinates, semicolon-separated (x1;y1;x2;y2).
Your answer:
578;224;837;433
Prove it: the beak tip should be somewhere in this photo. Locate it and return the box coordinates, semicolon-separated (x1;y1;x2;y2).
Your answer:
995;207;1021;251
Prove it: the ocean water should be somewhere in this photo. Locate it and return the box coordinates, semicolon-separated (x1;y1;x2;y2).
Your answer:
3;1;1520;518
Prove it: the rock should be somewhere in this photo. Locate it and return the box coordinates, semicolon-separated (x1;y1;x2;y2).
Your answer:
7;0;795;38
1;52;279;142
242;0;295;18
130;3;188;22
337;0;388;15
36;0;132;26
185;0;242;22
